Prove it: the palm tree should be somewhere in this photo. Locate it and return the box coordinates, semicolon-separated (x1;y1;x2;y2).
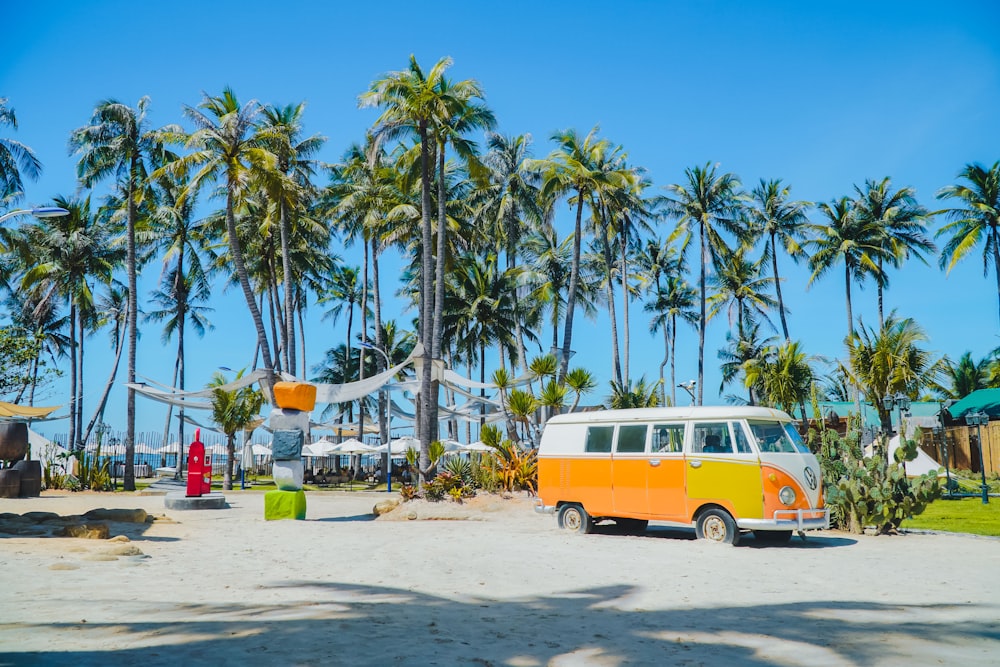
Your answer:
0;98;41;202
707;245;778;341
664;163;743;404
744;340;816;418
937;351;991;400
71;96;173;490
526;126;623;379
17;195;118;450
936;161;1000;323
807;196;887;341
606;376;660;409
645;276;698;406
844;312;942;434
718;322;774;405
208;369;264;491
745;179;810;340
360;56;458;463
259;102;326;374
319;265;365;367
168;87;279;373
853;177;934;326
564;368;597;412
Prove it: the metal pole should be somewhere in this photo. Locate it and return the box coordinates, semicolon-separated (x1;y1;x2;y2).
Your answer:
976;421;989;504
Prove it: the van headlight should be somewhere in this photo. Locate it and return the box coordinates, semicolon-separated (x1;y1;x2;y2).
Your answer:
778;486;796;506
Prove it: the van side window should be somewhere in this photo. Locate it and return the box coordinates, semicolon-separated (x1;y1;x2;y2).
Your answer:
616;424;647;453
731;421;753;453
585;426;614;453
694;423;733;453
653;424;685;452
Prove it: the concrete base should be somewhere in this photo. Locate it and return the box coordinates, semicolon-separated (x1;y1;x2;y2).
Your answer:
164;491;227;510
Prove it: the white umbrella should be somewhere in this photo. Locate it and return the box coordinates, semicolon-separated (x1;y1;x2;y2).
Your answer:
439;438;464;452
461;440;492;452
381;436;420;455
251;443;272;457
333;438;378;454
303;439;337;457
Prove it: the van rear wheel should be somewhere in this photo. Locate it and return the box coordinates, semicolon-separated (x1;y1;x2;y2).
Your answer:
695;508;740;545
558;504;594;534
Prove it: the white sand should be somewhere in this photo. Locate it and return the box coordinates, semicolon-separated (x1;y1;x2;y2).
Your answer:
1;490;998;666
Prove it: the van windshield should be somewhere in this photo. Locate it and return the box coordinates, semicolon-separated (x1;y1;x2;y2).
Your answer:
748;421;809;453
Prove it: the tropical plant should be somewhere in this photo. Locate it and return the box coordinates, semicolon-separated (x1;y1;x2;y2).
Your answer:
936;161;1000;323
0;97;41;202
525;126;624;379
744;340;816;418
664;162;743;404
606;376;661;409
807;196;889;341
744;178;811;340
853;177;934;325
843;312;942;435
207;369;264;490
480;424;537;494
564;367;597;412
936;351;993;399
71;96;174;490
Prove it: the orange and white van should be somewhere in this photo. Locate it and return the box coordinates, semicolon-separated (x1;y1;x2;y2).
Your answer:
535;406;828;544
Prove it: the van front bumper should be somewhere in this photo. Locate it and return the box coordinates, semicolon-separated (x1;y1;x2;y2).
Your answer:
737;508;830;532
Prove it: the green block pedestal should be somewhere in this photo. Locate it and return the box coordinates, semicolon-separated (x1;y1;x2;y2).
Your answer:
264;489;306;520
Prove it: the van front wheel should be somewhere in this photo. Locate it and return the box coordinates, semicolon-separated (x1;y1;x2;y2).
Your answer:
696;509;740;545
558;504;594;534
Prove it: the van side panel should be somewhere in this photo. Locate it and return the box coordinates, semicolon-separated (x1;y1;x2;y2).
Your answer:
646;457;687;521
685;457;763;520
611;456;649;516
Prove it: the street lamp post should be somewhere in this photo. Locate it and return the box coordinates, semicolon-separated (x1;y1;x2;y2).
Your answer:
964;411;990;504
932;425;952;497
881;392;911;468
0;207;70;225
359;341;392;493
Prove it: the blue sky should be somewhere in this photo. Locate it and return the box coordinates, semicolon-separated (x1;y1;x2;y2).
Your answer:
3;0;1000;440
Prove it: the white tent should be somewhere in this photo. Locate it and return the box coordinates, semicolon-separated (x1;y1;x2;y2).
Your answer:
332;438;378;454
886;435;946;478
379;436;420;455
461;441;492;453
28;428;68;464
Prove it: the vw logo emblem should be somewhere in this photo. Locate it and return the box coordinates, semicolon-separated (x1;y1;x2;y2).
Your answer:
804;467;818;490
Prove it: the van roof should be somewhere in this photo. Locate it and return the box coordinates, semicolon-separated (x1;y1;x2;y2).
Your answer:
545;406;791;425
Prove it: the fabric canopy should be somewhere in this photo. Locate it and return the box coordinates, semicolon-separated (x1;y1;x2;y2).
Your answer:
0;400;62;419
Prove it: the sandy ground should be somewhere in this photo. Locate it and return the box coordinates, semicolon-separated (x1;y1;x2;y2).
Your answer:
1;490;998;666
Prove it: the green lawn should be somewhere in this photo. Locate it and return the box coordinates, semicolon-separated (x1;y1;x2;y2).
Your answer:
902;497;1000;537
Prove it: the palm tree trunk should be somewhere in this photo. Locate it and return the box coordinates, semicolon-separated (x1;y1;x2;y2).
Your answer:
603;237;622;385
621;232;631;387
417;122;435;481
670;314;678;406
877;257;884;328
372;238;388;447
225;186;274;373
697;220;707;406
298;306;307;378
992;225;1000;325
845;265;854;340
77;309;85;447
771;233;790;340
267;269;282;373
68;300;78;451
560;193;585;380
358;241;369;446
279;200;295;374
660;323;669;406
125;165;138;491
178;309;186;477
81;323;125;448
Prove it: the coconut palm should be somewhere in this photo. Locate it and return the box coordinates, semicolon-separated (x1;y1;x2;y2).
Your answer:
806;196;888;341
718;322;774;406
17;195;118;450
843;312;942;434
663;163;743;404
207;369;264;490
936;352;992;400
707;245;778;341
0;98;41;202
853;177;934;326
744;340;816;418
259;102;326;373
167;87;279;373
71;96;174;490
936;161;1000;323
645;276;698;406
525;126;624;379
745;179;811;340
606;376;660;409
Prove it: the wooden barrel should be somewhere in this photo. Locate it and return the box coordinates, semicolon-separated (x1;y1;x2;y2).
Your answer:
0;468;21;498
0;422;29;462
12;460;41;497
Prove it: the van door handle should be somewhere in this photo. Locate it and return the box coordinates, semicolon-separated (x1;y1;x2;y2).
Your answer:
689;460;702;468
649;460;660;467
